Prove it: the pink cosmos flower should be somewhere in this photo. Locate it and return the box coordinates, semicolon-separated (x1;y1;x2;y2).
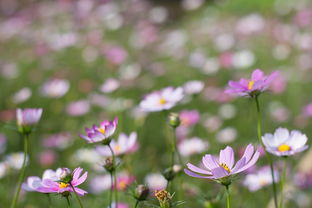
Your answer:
23;167;88;196
80;118;118;143
262;128;309;157
303;103;312;118
114;173;135;191
139;87;184;112
184;144;259;183
179;110;200;127
225;69;278;97
40;79;70;98
96;132;138;156
16;108;43;133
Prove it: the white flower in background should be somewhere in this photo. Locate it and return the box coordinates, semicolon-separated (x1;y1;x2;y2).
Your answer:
218;104;236;120
140;87;184;112
5;152;28;170
262;128;309;156
89;175;111;193
243;166;279;192
0;162;7;179
96;132;138;156
216;127;237;143
11;88;32;104
232;50;255;69
40;79;70;98
100;78;120;93
236;14;265;35
73;148;102;165
145;173;167;190
182;0;204;11
66;100;90;116
178;137;209;157
183;80;204;95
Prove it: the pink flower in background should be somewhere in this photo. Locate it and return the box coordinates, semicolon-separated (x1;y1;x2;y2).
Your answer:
104;46;128;65
108;203;129;208
294;9;312;27
66;100;90;116
178;137;208;157
0;134;7;154
89;175;111;194
225;69;278;97
294;172;312;189
185;144;259;181
139;87;184;112
269;75;287;94
96;132;138;156
179;110;200;127
303;103;312;118
16;108;43;133
114;173;135;191
40;79;70;98
183;80;204;95
80;118;118;143
100;78;120;93
262;128;309;157
42;132;73;150
219;52;233;68
39;150;57;166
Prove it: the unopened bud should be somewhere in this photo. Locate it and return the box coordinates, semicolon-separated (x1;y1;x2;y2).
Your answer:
103;157;115;172
168;113;180;128
134;184;150;201
59;168;72;183
155;189;172;208
163;167;175;182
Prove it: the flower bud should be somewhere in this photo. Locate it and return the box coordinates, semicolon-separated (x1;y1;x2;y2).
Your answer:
155;190;171;208
168;113;180;128
134;184;150;201
59;168;72;183
16;108;43;134
163;167;175;182
103;157;115;172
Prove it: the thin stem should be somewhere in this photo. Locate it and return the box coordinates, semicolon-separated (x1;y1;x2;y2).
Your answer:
66;196;71;208
69;183;84;208
46;194;52;208
108;144;118;208
10;133;29;208
109;172;113;208
255;96;278;208
225;185;230;208
172;127;182;165
279;159;287;208
134;200;139;208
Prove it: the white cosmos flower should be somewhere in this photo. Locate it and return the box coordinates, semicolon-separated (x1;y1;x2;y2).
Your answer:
262;128;309;156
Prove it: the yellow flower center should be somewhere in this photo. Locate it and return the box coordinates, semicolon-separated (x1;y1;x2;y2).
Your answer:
259;179;268;186
114;144;121;152
159;98;166;105
248;80;255;90
117;180;127;190
220;163;231;173
59;182;69;189
277;144;291;152
98;128;106;134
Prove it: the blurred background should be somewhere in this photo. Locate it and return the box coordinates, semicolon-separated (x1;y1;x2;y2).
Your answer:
1;0;312;207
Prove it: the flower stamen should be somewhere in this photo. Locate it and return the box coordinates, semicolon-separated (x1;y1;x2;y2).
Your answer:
98;128;106;134
59;182;69;189
248;80;254;90
220;163;231;173
277;144;291;152
159;98;166;105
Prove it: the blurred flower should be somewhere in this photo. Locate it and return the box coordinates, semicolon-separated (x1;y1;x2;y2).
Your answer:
104;46;128;65
179;110;200;127
236;14;265;35
108;203;128;208
23;167;88;196
80;118;118;144
269;74;287;94
262;128;309;157
243;166;279;192
218;104;236;120
294;9;312;27
11;87;32;104
72;148;102;165
145;173;167;191
16;108;43;134
42;132;73;150
225;69;278;97
204;115;223;132
100;78;120;93
114;172;135;191
96;132;138;156
303;103;312;118
5;152;28;170
40;79;70;98
232;50;255;69
66;100;90;116
216;127;237;143
181;0;204;11
89;175;111;194
178;137;209;157
134;184;150;201
185;144;259;185
139;87;184;112
0;162;7;179
294;171;312;190
0;134;7;154
183;80;204;95
38;150;57;167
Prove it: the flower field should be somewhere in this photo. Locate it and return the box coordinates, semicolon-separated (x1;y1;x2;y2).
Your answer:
1;0;312;207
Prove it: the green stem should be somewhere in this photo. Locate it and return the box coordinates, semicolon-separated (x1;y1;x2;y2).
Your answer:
225;185;230;208
46;194;52;208
279;159;287;208
134;200;139;208
255;96;278;208
66;196;71;208
108;144;118;208
69;183;84;208
109;172;113;208
10;133;29;208
172;127;182;165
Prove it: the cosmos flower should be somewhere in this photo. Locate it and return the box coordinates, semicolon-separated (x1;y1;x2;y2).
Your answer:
5;152;29;170
23;167;88;196
139;87;184;112
225;69;278;97
184;144;259;184
16;108;43;133
96;132;138;156
178;137;208;157
262;128;309;157
145;173;167;191
40;79;70;98
179;110;200;127
114;172;135;191
183;80;204;95
80;118;118;144
243;166;279;192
